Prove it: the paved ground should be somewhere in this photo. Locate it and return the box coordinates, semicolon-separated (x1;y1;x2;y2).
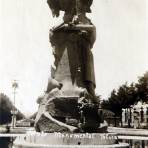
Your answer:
10;127;35;133
108;127;148;137
0;126;35;136
1;126;148;137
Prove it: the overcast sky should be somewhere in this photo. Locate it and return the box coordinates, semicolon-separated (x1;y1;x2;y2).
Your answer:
0;0;148;115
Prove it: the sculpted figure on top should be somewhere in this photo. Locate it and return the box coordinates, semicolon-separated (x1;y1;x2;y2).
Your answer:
47;0;98;104
47;0;93;23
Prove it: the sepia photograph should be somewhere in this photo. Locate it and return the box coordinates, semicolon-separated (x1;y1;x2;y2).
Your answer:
0;0;148;147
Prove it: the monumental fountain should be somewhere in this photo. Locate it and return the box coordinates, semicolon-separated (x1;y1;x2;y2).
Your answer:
13;0;129;147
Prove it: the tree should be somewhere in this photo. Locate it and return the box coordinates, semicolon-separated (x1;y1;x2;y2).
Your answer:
0;93;25;125
0;93;12;124
102;83;138;116
101;89;120;115
101;71;148;118
135;72;148;102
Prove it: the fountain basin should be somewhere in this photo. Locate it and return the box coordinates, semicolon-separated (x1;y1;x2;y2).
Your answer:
12;133;129;148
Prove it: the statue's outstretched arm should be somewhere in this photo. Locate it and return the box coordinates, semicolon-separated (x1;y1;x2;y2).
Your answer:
44;112;77;132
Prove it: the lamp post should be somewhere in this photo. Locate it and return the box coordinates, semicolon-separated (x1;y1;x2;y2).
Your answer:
11;80;18;128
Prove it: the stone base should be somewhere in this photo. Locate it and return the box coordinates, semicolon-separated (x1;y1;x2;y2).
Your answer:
13;144;129;148
12;133;129;148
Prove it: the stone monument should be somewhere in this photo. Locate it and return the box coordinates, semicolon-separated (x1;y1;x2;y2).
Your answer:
12;0;129;147
34;0;106;133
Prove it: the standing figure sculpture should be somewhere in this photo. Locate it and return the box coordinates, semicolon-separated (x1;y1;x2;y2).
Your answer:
47;0;98;103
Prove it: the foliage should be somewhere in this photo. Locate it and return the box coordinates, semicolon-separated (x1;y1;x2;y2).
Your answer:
0;93;25;125
135;72;148;102
101;72;148;116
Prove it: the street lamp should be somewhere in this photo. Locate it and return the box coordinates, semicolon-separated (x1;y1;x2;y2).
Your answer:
11;80;19;128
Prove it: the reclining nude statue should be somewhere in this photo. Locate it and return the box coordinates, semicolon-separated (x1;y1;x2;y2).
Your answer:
35;0;106;133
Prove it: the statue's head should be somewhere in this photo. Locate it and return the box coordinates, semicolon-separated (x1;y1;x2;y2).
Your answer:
47;0;93;18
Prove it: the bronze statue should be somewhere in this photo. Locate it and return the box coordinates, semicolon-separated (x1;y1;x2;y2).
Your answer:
47;0;98;103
